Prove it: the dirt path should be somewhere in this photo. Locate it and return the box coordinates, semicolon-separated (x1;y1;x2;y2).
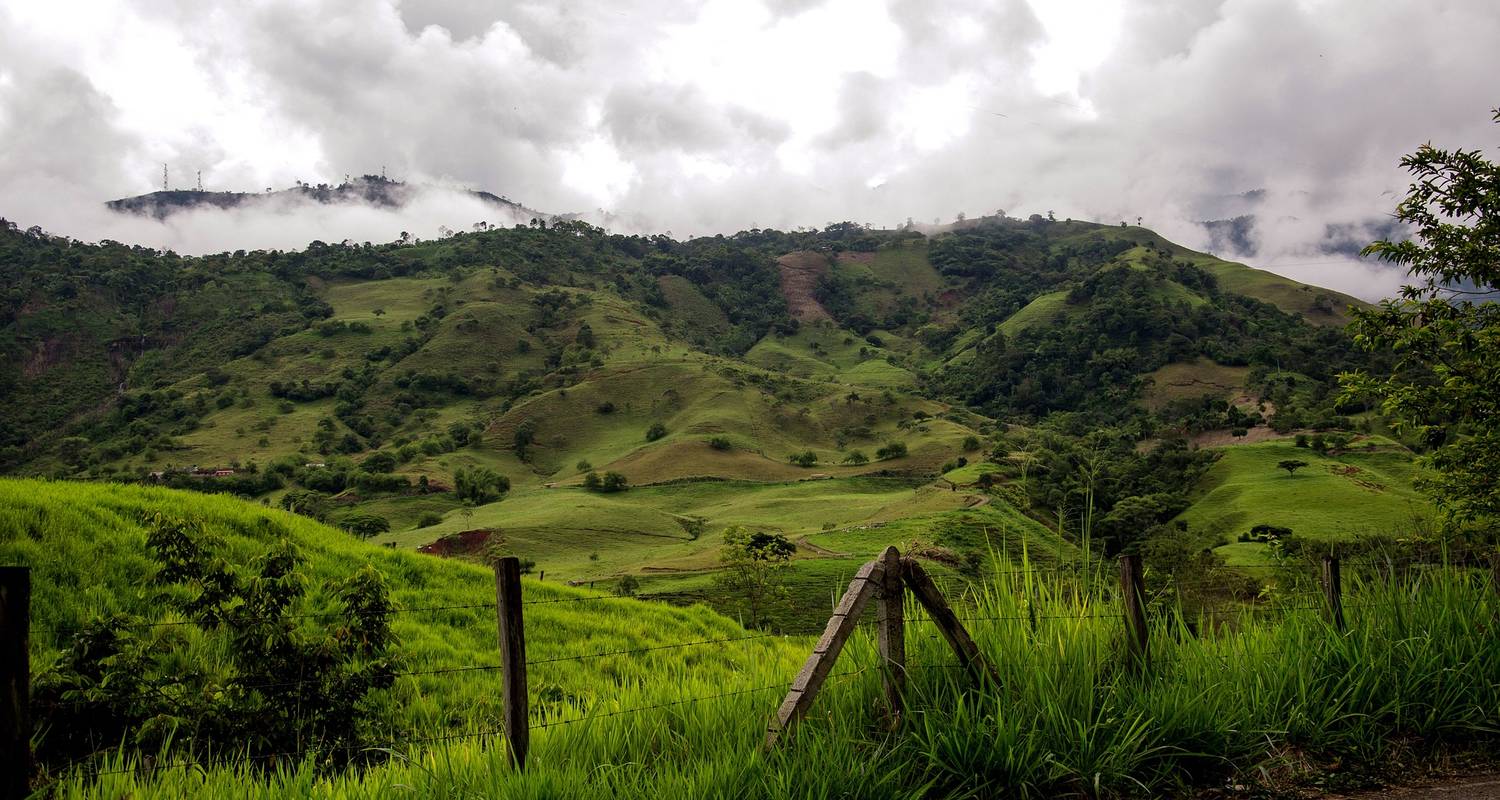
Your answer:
777;251;833;321
1326;775;1500;798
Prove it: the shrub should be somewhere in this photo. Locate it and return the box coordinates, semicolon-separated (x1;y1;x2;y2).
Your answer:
875;441;908;460
962;435;981;452
596;401;616;414
789;450;818;467
415;512;443;528
842;450;869;465
1295;434;1309;448
645;422;668;442
708;436;732;451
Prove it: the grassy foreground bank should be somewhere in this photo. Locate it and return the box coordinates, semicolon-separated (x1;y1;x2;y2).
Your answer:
5;480;1499;798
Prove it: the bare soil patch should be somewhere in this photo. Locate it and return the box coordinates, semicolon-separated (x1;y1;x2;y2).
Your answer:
777;251;833;321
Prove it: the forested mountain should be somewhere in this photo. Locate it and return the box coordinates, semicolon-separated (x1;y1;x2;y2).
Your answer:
0;211;1397;578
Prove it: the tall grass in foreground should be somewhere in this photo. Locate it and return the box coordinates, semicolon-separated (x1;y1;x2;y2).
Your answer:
48;557;1500;799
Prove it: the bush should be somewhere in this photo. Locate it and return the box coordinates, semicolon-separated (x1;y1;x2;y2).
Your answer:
1295;434;1309;448
708;436;732;451
596;401;616;414
842;450;869;465
962;435;981;452
789;450;818;467
415;512;443;528
645;422;668;442
875;441;908;460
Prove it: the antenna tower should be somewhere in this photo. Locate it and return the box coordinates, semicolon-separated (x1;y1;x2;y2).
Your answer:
162;163;168;192
197;170;203;192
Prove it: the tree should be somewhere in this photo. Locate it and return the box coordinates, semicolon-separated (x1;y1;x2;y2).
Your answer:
789;450;817;467
875;441;907;460
713;526;796;629
708;436;732;451
675;515;706;540
616;574;640;597
584;471;628;492
1277;459;1309;476
513;419;537;460
842;450;869;465
645;422;668;442
342;513;391;538
455;466;510;504
1341;109;1500;526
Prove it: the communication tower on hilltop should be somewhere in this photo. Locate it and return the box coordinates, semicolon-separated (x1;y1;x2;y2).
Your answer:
197;170;203;192
162;163;168;192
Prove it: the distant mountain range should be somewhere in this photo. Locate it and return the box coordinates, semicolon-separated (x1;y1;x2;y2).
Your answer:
106;175;558;223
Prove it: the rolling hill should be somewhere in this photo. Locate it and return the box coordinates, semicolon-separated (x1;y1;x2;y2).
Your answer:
0;211;1414;591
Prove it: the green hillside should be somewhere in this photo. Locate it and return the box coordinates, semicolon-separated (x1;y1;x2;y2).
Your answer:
1172;437;1434;564
0;479;801;707
0;214;1414;598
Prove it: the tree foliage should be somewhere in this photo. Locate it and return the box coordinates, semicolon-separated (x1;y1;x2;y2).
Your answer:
32;513;398;770
1341;109;1500;526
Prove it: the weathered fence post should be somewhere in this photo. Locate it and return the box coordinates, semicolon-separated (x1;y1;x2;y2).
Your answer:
764;559;884;748
1118;554;1148;672
1322;555;1345;632
901;558;1001;688
0;567;31;800
494;557;529;770
875;546;906;728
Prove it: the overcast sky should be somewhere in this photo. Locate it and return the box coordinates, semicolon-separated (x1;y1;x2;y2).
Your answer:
1;0;1496;299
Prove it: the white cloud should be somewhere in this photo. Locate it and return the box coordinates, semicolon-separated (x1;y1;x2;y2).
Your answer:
0;0;1496;301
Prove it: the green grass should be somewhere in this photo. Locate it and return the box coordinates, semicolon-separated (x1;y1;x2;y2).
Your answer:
999;291;1071;337
1142;359;1250;410
0;479;806;742
26;484;1500;799
1176;440;1433;546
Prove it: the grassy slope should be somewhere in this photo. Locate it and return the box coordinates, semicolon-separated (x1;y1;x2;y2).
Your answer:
1173;439;1433;561
0;479;807;734
1142;358;1252;410
30;487;1499;799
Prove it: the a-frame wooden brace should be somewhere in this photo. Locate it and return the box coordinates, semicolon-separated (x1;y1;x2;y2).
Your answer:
764;546;1001;748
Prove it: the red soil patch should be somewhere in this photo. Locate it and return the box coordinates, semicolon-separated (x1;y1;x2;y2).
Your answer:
777;251;833;322
418;528;495;557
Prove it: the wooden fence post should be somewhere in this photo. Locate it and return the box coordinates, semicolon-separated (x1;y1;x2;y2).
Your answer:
764;559;884;748
901;558;1001;689
1322;556;1345;632
1118;554;1148;672
494;557;529;770
1;567;31;800
875;546;906;728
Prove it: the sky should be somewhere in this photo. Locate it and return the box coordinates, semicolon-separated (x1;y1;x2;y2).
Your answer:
0;0;1496;300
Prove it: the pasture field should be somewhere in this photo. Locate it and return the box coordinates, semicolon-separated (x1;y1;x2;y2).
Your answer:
1172;438;1433;563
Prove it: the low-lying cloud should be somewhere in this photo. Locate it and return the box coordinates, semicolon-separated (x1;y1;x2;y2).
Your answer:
1;0;1496;300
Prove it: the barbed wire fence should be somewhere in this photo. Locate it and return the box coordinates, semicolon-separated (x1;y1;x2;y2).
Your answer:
0;547;1491;792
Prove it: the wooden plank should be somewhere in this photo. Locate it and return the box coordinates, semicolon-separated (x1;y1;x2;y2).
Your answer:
494;557;529;770
0;567;31;800
1322;555;1345;632
876;546;906;727
765;559;884;748
1119;554;1148;672
901;558;1000;689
